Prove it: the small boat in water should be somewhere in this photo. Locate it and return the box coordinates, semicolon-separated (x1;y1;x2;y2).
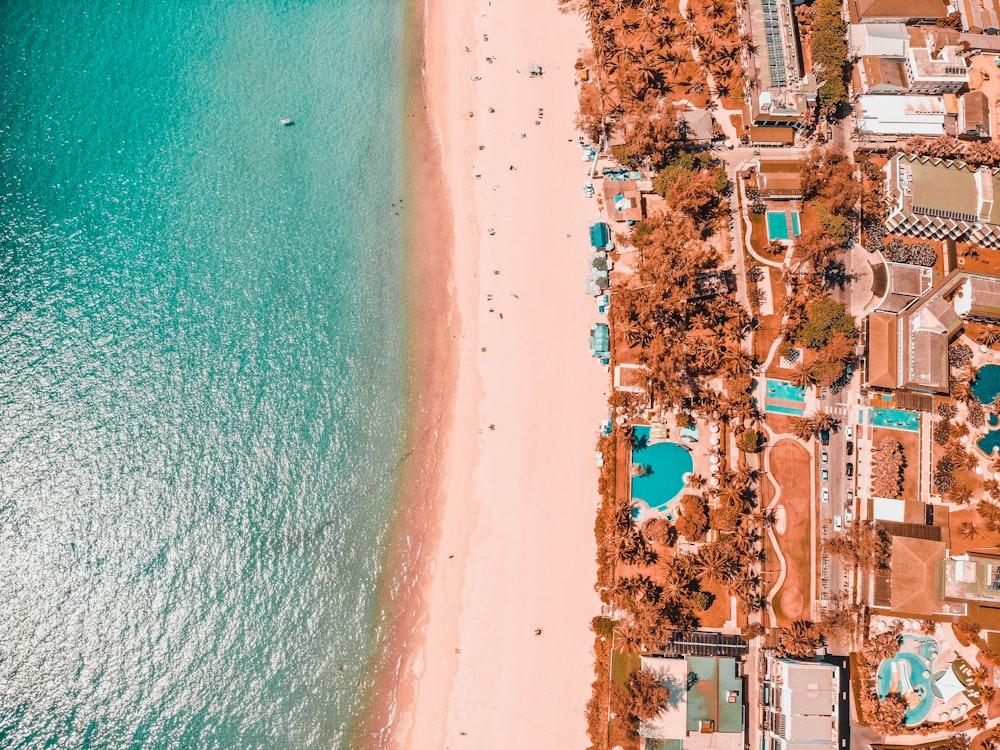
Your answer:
280;118;294;126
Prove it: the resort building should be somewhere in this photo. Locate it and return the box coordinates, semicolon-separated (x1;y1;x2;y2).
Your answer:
871;520;957;617
743;0;817;129
849;23;909;57
854;28;968;97
942;552;1000;611
884;154;1000;248
857;95;948;138
759;655;841;750
603;179;644;222
959;0;1000;33
640;655;745;750
866;269;1000;394
757;159;803;199
849;0;949;24
958;91;990;140
902;28;968;96
677;110;717;145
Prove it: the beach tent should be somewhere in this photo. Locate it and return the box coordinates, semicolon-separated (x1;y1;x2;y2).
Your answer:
529;64;543;77
589;323;610;359
589;222;610;249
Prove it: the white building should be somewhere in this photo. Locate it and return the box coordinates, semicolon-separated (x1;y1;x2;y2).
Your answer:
760;656;840;750
858;95;947;137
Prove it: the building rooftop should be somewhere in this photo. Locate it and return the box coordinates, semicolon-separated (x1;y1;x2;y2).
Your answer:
867;312;899;389
890;535;949;615
640;657;690;741
858;95;947;137
858;56;909;93
849;23;909;56
850;0;948;22
960;91;990;139
960;0;1000;33
686;656;744;734
943;552;1000;604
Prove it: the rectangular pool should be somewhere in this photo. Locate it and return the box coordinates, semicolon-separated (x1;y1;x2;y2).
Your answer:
766;211;801;241
870;407;919;432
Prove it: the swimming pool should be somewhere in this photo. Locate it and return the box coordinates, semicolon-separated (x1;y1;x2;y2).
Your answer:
764;378;807;415
767;379;806;402
631;426;693;512
871;407;919;432
973;364;1000;405
979;429;1000;456
767;404;806;416
766;211;801;241
877;635;941;726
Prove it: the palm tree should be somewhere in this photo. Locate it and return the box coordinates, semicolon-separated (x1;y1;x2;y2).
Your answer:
614;622;646;652
778;620;823;658
790;361;817;389
979;326;1000;347
953;380;976;405
792;417;815;441
958;520;980;538
810;410;838;435
697;543;736;584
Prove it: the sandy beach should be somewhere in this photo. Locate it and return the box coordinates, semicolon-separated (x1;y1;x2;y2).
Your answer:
381;0;610;746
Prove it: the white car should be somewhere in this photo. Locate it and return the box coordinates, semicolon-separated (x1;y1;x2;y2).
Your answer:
821;469;829;481
821;450;828;464
822;488;830;502
846;426;853;439
834;515;842;532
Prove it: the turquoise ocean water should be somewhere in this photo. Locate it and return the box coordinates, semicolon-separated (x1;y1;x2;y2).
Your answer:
0;1;410;747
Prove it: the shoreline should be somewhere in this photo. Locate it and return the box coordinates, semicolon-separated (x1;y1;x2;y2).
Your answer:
354;0;609;745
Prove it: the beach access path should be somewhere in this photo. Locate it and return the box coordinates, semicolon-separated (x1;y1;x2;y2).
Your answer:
396;0;609;748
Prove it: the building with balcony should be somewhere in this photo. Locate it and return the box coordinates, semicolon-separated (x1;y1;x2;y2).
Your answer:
884;154;1000;248
760;656;840;750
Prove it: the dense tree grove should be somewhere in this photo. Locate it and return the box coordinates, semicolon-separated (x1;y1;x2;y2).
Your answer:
826;521;890;570
871;437;904;498
807;0;849;114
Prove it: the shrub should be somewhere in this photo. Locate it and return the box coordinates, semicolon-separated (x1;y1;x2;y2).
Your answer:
937;402;958;419
884;238;912;263
950;343;974;368
911;242;937;266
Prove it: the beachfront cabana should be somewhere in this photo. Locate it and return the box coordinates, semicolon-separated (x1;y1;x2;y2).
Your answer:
589;222;610;249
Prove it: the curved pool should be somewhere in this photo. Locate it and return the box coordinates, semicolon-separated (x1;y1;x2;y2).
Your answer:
631;426;694;512
973;364;1000;405
877;636;940;726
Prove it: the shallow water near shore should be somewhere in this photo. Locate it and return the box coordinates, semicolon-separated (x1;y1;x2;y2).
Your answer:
0;1;409;746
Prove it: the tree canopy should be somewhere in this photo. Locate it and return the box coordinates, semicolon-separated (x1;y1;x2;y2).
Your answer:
796;297;857;350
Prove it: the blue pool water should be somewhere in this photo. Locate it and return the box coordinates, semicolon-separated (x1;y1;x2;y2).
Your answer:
990;413;999;427
766;212;789;241
765;211;801;241
980;430;1000;456
877;636;941;726
767;404;806;416
767;379;806;403
871;408;920;431
973;364;1000;405
631;426;694;511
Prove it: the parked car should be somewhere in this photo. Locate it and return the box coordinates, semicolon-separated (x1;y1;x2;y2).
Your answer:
834;515;842;532
846;490;854;503
846;426;853;439
822;488;830;502
845;507;854;523
820;430;830;446
821;469;829;481
846;463;853;477
821;450;828;463
846;441;854;456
